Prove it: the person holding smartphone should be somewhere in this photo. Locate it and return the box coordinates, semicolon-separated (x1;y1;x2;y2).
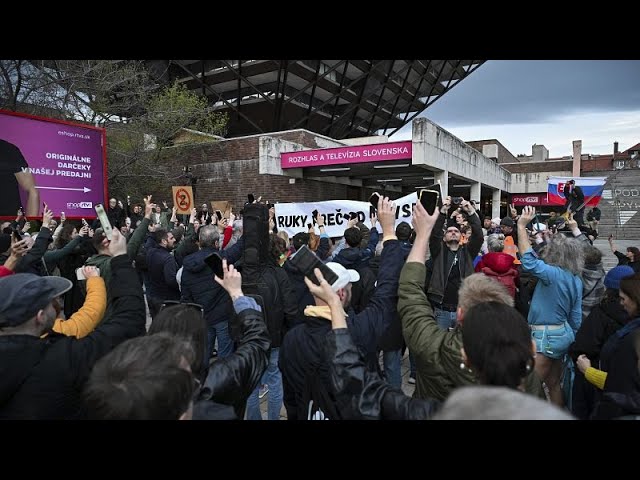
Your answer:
279;195;407;420
425;196;484;331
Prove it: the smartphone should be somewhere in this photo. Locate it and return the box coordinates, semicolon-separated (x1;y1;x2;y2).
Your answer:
418;184;441;215
312;209;319;220
76;266;100;281
94;204;113;241
288;245;339;286
248;193;255;204
204;252;224;279
216;210;223;221
12;228;22;242
369;192;381;211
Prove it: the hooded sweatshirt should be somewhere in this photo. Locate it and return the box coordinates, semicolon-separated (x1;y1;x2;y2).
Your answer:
581;263;606;321
475;251;519;298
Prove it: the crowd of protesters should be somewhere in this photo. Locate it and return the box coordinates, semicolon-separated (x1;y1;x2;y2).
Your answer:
0;189;638;421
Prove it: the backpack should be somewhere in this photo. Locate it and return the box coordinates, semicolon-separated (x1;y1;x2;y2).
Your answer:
301;365;341;420
236;204;287;345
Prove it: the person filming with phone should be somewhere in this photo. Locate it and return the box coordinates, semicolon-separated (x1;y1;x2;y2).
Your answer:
427;195;483;330
279;195;406;420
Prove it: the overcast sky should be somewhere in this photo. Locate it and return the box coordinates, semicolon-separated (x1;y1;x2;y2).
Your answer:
391;60;640;158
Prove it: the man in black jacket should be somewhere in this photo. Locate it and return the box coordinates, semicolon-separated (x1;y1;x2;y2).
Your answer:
564;180;585;226
146;228;180;319
181;225;235;359
0;228;146;419
427;196;483;330
283;219;331;325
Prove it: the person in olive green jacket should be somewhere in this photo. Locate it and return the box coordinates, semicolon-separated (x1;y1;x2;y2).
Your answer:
399;202;546;402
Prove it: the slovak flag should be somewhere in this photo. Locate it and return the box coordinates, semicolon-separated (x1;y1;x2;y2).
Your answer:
547;176;607;207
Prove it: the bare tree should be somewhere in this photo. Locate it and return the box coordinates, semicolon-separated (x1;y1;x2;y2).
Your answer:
0;60;228;201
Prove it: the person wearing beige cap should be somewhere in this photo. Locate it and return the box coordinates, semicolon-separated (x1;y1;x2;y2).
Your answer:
279;195;406;420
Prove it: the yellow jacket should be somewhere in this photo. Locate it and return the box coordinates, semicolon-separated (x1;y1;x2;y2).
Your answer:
52;276;107;338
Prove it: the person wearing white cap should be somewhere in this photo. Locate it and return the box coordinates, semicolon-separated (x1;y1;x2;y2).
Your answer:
279;195;407;420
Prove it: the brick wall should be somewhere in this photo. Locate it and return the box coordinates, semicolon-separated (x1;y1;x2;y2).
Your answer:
581;156;614;172
150;133;351;209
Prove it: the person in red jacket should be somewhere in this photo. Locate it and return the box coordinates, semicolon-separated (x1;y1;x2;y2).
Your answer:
475;233;519;298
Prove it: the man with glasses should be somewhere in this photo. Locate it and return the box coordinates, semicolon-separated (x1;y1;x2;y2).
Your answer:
426;195;483;330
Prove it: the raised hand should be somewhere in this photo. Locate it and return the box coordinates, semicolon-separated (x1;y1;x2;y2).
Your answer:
144;197;156;218
42;204;53;229
377;196;397;237
214;258;243;300
461;199;476;216
517;205;536;227
4;238;30;272
510;204;518;218
412;199;440;239
107;228;127;257
304;268;340;306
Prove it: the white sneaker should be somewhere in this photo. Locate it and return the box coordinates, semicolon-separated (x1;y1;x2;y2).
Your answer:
259;384;269;399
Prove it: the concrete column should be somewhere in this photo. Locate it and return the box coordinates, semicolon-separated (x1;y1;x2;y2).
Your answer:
492;189;502;219
435;170;448;200
470;182;481;204
572;140;582;177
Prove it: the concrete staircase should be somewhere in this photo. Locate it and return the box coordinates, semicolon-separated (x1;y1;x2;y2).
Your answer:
584;169;640;240
593;238;629;273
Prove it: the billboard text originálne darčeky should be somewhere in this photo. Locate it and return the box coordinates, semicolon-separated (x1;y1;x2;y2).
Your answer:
0;110;106;219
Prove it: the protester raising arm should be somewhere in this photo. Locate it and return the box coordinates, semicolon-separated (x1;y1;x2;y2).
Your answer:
126;195;154;261
0;238;29;277
399;202;447;371
194;259;270;419
343;197;404;355
429;196;451;262
461;200;484;259
15;204;54;273
304;268;439;420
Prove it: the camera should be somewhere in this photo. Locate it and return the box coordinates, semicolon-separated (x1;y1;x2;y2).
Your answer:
451;197;463;205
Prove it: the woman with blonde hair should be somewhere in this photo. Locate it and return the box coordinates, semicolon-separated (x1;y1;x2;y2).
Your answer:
517;206;584;406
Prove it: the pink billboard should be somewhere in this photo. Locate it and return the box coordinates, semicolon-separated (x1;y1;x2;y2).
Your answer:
281;140;412;169
0;110;106;219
